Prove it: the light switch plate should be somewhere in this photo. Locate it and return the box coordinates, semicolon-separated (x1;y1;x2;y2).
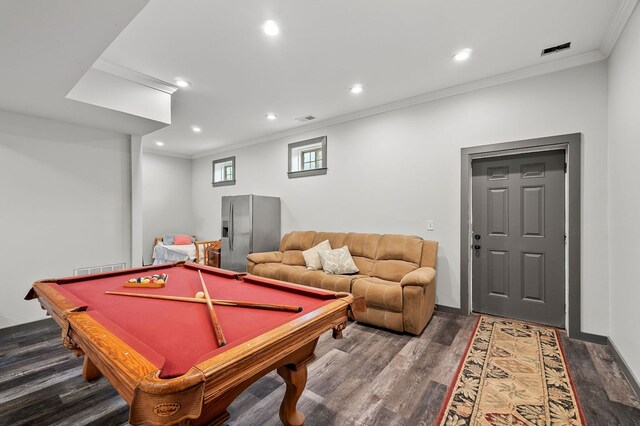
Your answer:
427;220;434;231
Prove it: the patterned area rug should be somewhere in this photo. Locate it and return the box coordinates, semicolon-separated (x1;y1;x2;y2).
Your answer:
437;316;585;425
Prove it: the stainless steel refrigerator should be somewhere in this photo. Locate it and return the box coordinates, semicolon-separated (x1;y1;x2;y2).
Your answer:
221;195;281;272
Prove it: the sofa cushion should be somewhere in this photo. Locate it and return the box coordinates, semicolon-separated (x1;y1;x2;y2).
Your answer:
371;259;418;282
302;240;332;270
247;251;283;264
371;234;422;281
345;233;381;258
345;233;381;276
375;234;423;263
282;250;306;266
312;232;348;249
279;231;317;251
319;246;359;275
251;263;359;293
251;263;285;280
278;231;317;266
297;271;361;293
352;277;403;312
277;264;313;284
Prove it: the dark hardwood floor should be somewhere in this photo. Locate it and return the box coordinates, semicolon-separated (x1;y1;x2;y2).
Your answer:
1;312;638;425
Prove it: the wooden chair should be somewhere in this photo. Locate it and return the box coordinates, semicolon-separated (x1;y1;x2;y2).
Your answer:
195;240;221;267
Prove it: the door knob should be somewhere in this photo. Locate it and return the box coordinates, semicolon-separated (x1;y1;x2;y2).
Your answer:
474;234;481;240
474;244;481;250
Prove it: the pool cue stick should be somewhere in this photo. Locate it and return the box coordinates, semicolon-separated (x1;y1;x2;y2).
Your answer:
105;291;303;312
199;270;227;347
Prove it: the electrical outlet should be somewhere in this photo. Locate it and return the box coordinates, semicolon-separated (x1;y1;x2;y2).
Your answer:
427;220;434;231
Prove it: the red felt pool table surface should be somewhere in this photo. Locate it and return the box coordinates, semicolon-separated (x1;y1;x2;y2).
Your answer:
38;263;334;378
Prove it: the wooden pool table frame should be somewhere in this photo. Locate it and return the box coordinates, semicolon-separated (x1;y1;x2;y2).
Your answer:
26;262;354;426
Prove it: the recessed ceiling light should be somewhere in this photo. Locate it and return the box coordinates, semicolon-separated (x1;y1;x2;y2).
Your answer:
266;113;278;120
192;126;202;133
453;48;472;62
155;141;164;146
350;84;363;94
262;20;280;36
175;79;191;88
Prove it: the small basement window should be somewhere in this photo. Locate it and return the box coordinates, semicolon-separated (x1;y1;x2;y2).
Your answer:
212;156;236;187
288;136;327;178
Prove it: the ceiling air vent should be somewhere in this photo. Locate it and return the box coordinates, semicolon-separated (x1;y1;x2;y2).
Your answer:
541;42;571;56
295;115;316;122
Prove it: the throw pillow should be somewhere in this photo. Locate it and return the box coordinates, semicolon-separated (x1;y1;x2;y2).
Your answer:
318;245;359;275
302;240;332;270
174;235;193;245
163;234;175;245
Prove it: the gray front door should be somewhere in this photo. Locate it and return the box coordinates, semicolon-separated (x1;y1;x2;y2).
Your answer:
472;150;565;327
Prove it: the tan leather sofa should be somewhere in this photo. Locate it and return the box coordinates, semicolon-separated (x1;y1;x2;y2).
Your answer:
247;231;438;335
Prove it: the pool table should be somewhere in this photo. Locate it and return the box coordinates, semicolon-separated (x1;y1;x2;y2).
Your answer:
26;261;354;425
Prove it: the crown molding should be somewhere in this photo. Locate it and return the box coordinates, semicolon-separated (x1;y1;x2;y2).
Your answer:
600;0;639;57
143;147;192;160
192;50;605;159
93;59;178;94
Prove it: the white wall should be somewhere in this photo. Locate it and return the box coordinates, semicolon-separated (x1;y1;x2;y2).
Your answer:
193;61;610;335
141;152;193;264
0;109;131;329
607;5;640;383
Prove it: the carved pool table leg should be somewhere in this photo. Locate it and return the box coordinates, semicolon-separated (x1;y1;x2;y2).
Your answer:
82;356;102;381
277;364;307;426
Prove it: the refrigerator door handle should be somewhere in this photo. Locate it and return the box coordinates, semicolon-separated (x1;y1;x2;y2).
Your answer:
228;203;233;251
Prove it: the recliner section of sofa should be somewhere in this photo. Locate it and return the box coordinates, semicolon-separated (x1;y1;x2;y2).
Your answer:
247;231;438;334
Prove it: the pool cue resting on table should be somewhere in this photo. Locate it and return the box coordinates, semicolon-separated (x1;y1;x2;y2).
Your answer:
105;291;303;312
199;270;226;347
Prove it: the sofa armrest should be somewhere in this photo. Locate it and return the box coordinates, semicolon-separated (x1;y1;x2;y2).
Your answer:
247;251;283;264
400;267;436;287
